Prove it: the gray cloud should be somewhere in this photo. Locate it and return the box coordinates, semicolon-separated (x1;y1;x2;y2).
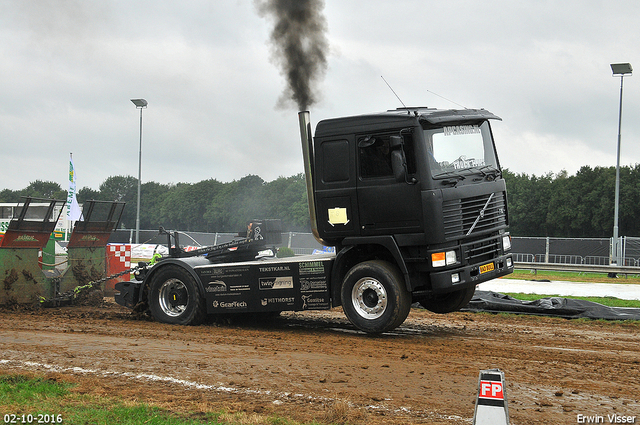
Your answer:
1;0;640;192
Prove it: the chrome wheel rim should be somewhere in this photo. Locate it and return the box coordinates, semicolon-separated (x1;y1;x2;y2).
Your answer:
158;278;188;317
351;277;387;319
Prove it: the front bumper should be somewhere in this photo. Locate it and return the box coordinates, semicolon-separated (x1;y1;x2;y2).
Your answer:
430;253;514;294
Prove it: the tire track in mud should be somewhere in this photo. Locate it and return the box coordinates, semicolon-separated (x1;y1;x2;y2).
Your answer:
0;304;639;425
0;358;467;424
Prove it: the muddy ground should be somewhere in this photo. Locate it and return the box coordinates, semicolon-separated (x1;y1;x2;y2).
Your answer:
0;299;638;425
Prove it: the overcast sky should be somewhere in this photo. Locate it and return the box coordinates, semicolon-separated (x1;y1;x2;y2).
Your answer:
2;0;640;192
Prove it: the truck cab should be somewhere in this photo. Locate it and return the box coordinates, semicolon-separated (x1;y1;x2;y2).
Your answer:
300;108;513;321
116;107;513;335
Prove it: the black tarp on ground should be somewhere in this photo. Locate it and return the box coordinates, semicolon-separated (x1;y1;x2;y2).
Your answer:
463;291;640;320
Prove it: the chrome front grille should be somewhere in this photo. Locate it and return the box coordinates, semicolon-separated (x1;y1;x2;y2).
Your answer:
443;192;507;240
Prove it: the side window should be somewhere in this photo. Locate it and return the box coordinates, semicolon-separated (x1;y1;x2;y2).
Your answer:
321;140;350;183
358;135;393;178
358;132;416;178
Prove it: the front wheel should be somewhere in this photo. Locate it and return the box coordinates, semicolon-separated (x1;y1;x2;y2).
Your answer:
419;285;476;314
341;260;411;334
148;265;206;325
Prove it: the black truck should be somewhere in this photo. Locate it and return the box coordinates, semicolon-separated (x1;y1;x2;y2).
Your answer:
116;108;513;333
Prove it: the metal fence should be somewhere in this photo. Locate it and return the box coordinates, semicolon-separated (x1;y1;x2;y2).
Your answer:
512;236;640;267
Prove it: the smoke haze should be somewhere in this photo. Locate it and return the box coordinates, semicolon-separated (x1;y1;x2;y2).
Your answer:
256;0;328;111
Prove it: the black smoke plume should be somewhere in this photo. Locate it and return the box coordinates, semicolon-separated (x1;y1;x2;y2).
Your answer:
256;0;329;111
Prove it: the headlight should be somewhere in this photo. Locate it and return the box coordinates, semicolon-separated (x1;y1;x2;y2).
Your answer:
502;235;512;251
432;250;457;267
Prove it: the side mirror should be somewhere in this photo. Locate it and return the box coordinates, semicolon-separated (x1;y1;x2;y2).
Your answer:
391;150;406;183
389;135;403;150
389;136;406;182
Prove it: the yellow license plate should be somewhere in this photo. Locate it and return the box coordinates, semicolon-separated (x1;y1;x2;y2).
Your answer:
479;262;495;274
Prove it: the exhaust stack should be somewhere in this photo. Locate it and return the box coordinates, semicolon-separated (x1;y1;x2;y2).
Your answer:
298;111;328;246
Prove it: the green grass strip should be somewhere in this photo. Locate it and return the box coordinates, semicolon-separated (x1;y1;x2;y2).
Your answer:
0;375;324;425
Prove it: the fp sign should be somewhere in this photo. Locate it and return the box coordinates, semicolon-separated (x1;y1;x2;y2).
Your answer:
479;380;504;400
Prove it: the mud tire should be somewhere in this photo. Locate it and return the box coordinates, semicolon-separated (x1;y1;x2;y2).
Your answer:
148;265;206;325
341;260;411;334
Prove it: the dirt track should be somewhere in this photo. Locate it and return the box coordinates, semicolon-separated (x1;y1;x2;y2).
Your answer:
1;300;638;425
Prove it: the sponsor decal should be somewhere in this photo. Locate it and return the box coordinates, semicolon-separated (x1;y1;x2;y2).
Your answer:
443;125;481;136
300;277;328;292
205;280;227;293
259;276;294;290
259;266;291;273
15;234;38;242
199;266;250;278
212;300;247;309
261;297;295;306
80;234;101;242
301;294;327;309
299;261;325;275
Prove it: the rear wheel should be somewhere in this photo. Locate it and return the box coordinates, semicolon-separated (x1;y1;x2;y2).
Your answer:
148;265;206;325
419;285;476;314
341;260;411;334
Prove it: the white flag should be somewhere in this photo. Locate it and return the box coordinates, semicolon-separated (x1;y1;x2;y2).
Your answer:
67;153;82;221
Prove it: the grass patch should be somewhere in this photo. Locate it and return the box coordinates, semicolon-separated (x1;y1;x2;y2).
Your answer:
502;292;640;308
0;374;326;425
506;269;640;284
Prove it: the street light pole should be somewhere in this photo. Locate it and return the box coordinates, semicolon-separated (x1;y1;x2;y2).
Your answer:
610;63;632;266
131;98;148;244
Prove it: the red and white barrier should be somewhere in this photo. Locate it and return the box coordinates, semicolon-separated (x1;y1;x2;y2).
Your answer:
105;244;131;294
473;369;509;425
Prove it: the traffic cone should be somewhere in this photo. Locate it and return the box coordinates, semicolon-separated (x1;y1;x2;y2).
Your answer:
473;369;509;425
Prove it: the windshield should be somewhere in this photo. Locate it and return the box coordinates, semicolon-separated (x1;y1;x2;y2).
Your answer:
425;121;499;178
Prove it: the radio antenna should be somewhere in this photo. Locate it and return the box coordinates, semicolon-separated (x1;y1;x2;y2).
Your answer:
426;89;468;109
381;76;406;108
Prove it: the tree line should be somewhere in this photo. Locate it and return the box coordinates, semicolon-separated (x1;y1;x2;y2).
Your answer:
504;165;640;238
2;165;639;237
0;174;310;233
